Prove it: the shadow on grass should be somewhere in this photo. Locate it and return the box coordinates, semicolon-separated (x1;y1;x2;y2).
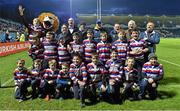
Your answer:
0;85;15;88
157;90;176;99
85;96;123;106
85;100;99;106
160;77;180;85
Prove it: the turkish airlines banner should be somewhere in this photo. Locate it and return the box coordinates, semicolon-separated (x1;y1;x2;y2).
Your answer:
0;42;30;57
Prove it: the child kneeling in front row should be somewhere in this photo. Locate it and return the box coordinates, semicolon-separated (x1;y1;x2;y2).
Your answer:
39;60;59;101
55;63;72;100
69;53;87;108
13;59;31;102
138;53;164;100
87;53;108;102
105;50;123;103
122;57;139;101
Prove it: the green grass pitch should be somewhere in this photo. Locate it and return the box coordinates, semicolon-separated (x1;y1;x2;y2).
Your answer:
0;38;180;110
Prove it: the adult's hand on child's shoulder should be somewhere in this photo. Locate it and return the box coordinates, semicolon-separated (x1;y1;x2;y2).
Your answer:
48;80;53;84
109;79;115;85
148;78;154;84
78;80;85;86
100;84;107;92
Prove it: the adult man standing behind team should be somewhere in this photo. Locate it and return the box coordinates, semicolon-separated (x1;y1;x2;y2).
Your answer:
125;20;137;41
110;23;122;43
93;19;107;43
67;18;79;35
139;22;160;62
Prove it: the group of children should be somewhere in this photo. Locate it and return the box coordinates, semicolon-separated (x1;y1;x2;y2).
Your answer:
13;23;164;107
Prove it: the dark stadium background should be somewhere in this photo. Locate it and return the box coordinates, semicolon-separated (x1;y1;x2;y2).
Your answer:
0;0;180;41
0;0;180;23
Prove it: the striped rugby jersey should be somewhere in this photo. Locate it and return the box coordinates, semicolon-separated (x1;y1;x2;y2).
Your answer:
87;62;107;83
13;67;29;82
28;42;44;60
57;70;70;80
43;68;59;81
58;44;70;65
30;68;44;80
69;41;83;54
112;39;129;60
142;62;164;81
105;59;123;82
82;39;97;63
128;38;147;59
43;40;58;60
69;63;87;82
28;24;43;43
97;41;112;62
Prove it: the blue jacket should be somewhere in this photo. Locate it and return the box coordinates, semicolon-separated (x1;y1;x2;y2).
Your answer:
139;31;160;53
110;30;118;42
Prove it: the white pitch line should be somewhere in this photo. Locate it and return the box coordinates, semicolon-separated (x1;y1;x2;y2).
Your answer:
1;79;13;87
159;58;180;68
160;84;180;87
1;66;32;87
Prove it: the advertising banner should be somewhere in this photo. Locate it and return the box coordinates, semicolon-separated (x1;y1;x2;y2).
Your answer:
0;42;30;57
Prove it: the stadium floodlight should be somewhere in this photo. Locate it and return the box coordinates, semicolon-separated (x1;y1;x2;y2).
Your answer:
144;21;147;24
145;14;150;18
145;14;150;22
162;14;166;28
156;20;160;24
97;0;102;20
70;0;72;17
100;0;101;20
111;14;115;16
162;14;166;17
128;14;132;18
156;21;160;28
97;0;99;19
169;21;173;24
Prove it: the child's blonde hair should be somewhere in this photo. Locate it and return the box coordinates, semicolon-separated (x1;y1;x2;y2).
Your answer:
118;29;126;35
100;31;107;37
127;57;135;61
91;52;98;58
33;59;42;66
48;59;57;66
61;63;70;68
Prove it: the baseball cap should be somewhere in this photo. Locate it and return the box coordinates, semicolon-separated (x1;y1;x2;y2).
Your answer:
96;19;102;24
